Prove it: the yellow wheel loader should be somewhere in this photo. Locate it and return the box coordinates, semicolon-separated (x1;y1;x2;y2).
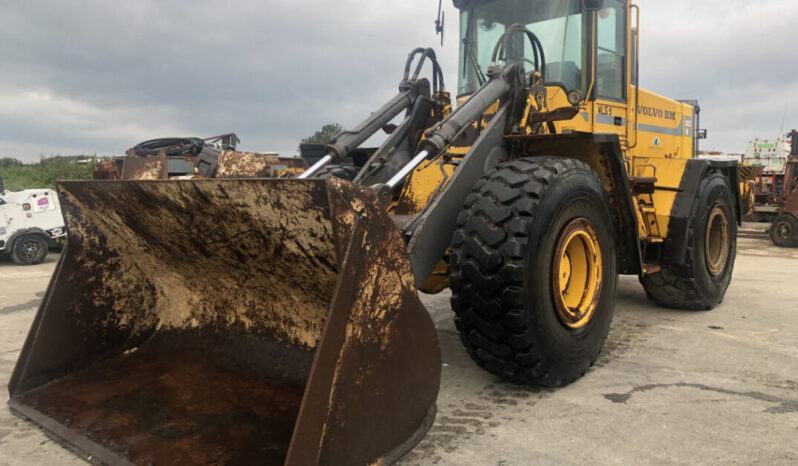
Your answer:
9;1;739;465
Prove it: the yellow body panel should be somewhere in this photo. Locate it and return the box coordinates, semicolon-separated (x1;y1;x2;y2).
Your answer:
437;92;693;245
395;158;458;216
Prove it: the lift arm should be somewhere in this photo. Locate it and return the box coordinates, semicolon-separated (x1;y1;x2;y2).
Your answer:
300;48;445;179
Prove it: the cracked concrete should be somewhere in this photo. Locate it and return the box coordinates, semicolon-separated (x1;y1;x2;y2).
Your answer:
1;234;797;465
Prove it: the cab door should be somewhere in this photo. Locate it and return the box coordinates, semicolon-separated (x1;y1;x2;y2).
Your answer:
591;0;629;148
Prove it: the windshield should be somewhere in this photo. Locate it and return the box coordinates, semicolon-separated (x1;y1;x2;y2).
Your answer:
458;0;586;96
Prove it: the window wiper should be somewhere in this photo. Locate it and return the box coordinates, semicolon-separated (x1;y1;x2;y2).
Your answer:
462;17;486;89
462;36;487;87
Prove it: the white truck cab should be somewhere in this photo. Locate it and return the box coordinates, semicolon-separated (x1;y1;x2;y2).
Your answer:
0;179;67;265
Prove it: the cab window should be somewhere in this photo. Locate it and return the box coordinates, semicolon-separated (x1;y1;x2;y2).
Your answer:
595;0;626;100
458;0;585;96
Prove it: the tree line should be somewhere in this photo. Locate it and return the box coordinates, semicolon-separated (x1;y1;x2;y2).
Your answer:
0;157;96;192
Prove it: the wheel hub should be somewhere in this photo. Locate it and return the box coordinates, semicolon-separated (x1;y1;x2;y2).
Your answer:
552;219;602;330
774;220;792;241
705;205;730;276
23;240;40;260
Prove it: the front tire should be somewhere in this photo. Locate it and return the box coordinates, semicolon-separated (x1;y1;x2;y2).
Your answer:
770;214;798;248
641;173;737;310
450;158;617;387
11;234;48;265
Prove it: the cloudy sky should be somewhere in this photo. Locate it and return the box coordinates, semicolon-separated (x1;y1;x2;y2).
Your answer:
1;0;796;162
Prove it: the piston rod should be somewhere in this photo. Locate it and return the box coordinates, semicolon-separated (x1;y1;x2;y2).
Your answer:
386;151;429;189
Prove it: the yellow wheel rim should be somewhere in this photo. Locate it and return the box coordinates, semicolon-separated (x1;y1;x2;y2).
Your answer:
705;205;730;276
552;219;603;329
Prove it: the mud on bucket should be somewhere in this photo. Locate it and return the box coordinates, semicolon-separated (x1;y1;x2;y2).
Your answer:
8;178;441;465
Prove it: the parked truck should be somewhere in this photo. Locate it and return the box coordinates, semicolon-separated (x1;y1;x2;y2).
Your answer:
0;174;66;265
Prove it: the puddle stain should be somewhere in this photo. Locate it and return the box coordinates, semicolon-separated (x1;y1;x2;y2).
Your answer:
0;292;44;315
603;382;798;414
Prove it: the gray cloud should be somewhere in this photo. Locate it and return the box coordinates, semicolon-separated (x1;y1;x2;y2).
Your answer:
635;0;798;151
0;0;796;161
0;0;441;160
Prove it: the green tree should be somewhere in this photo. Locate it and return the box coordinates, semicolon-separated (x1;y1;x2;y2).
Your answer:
0;157;23;168
300;123;343;145
0;157;97;191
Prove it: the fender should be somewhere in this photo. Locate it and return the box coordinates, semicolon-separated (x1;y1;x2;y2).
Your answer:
663;158;741;265
505;132;643;276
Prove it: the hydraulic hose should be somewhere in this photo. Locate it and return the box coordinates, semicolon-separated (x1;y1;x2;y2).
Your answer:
491;24;547;78
404;48;445;95
300;47;446;179
134;138;205;157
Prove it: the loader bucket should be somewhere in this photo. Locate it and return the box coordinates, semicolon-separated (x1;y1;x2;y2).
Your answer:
8;178;440;465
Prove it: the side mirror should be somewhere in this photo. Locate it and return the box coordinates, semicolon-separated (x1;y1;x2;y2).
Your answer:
582;0;605;11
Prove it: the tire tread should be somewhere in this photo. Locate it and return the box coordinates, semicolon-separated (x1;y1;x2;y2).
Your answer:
450;157;604;387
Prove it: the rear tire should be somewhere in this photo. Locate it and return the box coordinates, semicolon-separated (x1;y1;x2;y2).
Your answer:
450;158;617;387
641;173;737;310
11;234;48;265
770;214;798;248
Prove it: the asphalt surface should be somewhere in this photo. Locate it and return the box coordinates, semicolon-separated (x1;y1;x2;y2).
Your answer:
1;227;797;465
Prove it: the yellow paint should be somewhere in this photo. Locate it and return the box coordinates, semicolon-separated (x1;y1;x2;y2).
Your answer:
395;157;459;216
554;219;603;329
536;86;694;238
419;257;450;294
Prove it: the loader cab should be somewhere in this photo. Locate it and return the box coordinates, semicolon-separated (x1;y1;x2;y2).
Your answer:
455;0;638;146
455;0;628;100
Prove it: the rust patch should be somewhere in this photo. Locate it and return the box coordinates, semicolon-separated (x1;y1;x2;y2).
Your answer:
92;160;120;180
217;151;308;178
16;333;307;465
300;179;440;464
217;151;277;178
327;178;416;351
123;158;164;180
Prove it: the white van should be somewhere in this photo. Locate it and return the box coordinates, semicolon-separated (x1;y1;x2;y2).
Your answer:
0;181;67;265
